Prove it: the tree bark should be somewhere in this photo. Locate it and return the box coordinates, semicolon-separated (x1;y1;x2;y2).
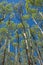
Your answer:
2;39;7;65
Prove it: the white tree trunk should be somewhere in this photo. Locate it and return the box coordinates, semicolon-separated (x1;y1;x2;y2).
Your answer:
23;33;30;62
23;33;29;50
8;40;10;52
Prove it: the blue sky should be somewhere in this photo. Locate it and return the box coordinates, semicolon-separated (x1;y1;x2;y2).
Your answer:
4;0;43;29
0;0;35;27
0;0;42;28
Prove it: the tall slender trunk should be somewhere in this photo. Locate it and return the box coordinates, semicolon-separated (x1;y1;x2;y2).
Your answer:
22;24;31;65
2;49;6;65
18;6;33;64
2;39;7;65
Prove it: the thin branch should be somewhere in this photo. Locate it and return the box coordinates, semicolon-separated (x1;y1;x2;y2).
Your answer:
33;18;43;34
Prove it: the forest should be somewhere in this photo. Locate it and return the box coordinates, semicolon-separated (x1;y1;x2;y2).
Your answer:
0;0;43;65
